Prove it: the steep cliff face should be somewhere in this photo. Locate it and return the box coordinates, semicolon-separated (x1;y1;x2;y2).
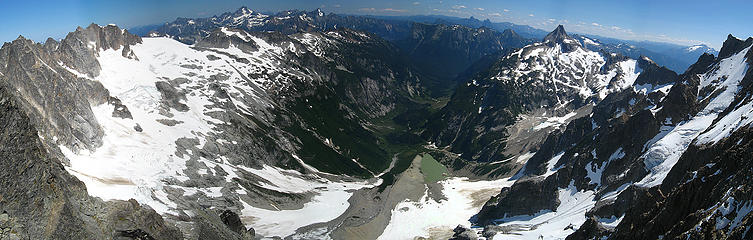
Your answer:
0;24;141;154
598;35;753;240
0;84;182;240
473;35;753;240
0;23;274;240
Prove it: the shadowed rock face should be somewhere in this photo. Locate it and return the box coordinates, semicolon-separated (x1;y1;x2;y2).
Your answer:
0;24;268;239
0;85;181;239
634;56;678;86
589;127;753;239
220;210;255;238
598;37;753;240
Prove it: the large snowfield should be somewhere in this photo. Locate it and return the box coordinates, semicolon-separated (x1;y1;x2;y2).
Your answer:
491;182;596;240
379;177;515;240
58;37;379;238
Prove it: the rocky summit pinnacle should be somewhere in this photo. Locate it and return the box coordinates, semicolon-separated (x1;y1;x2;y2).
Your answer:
543;24;581;52
718;34;753;59
237;6;252;14
546;25;567;38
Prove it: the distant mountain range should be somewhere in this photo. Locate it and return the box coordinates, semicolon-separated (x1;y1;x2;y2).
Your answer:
129;8;716;73
141;7;534;95
573;33;718;73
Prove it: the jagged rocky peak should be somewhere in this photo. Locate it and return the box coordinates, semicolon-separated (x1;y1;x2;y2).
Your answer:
216;6;269;26
43;37;60;51
0;23;145;154
545;25;568;39
237;6;253;14
543;25;581;52
66;23;142;51
422;22;646;167
57;23;142;77
718;34;753;59
227;6;265;20
633;55;678;86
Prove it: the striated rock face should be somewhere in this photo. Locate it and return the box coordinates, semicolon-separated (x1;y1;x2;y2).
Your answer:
0;85;181;239
57;24;142;78
0;24;142;154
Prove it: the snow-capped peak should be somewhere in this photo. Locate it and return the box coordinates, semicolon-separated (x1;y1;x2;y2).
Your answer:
237;6;253;15
580;36;601;46
686;45;703;52
685;44;715;53
218;6;269;28
493;28;641;102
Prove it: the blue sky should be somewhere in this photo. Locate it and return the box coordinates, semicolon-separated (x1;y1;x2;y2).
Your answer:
1;0;751;49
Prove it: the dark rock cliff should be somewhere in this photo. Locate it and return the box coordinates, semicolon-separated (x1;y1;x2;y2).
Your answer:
0;84;182;239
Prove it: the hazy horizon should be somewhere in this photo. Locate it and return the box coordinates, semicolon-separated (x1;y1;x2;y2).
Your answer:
2;0;752;50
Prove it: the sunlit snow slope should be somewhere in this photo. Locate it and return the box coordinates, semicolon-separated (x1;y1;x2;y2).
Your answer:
59;36;378;238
